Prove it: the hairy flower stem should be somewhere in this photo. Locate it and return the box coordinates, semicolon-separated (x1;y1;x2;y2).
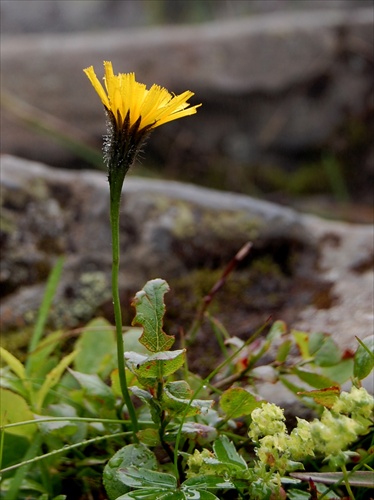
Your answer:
109;168;139;439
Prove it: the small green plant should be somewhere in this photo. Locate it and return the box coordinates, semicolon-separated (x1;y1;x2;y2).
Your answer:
1;273;373;499
1;62;373;500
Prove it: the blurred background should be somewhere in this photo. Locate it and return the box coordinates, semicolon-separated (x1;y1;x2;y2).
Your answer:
1;0;373;221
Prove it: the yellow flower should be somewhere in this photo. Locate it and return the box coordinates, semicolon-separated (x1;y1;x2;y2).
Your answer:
84;61;201;133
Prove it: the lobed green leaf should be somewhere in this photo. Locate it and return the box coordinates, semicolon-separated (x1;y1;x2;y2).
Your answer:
132;279;174;352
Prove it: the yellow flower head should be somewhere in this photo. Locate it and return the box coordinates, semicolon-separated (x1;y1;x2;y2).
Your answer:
84;61;201;134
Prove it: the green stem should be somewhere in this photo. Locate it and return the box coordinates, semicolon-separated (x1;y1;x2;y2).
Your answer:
342;464;355;500
109;171;139;439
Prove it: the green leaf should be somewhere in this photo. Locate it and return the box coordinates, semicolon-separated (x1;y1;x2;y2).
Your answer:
354;336;374;380
182;490;220;499
0;347;26;381
130;386;162;425
74;318;116;376
219;387;262;418
213;435;247;470
0;388;36;438
162;381;214;416
276;339;292;363
313;335;342;367
117;490;186;499
34;350;78;412
0;433;30;470
117;466;177;489
125;349;186;379
308;331;325;355
136;428;161;447
27;257;64;360
292;368;338;389
297;386;340;408
68;369;115;409
26;330;64;378
103;444;157;500
266;320;287;342
123;327;152;355
183;475;236;490
322;358;354;384
132;279;174;352
0;366;28;399
292;330;310;359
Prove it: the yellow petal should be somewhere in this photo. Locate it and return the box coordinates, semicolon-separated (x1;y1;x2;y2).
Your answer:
83;66;110;109
84;62;201;133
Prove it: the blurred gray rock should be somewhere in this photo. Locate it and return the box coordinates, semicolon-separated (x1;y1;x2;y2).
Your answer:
1;156;372;358
1;7;373;191
1;1;368;35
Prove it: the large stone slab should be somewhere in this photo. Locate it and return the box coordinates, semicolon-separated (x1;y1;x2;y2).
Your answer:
1;155;372;361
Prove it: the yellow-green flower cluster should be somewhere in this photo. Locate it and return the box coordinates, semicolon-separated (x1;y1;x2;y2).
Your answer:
311;410;364;457
186;449;215;477
249;387;373;473
332;386;373;419
250;405;314;473
249;403;286;440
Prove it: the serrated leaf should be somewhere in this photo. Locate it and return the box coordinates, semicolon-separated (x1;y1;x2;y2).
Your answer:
123;328;151;355
293;368;338;389
219;387;262;418
125;349;186;379
132;279;174;352
297;386;340;408
354;336;374;380
213;435;247;470
103;444;157;500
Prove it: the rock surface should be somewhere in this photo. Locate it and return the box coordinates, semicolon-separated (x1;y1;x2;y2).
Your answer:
1;7;373;198
1;155;372;365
